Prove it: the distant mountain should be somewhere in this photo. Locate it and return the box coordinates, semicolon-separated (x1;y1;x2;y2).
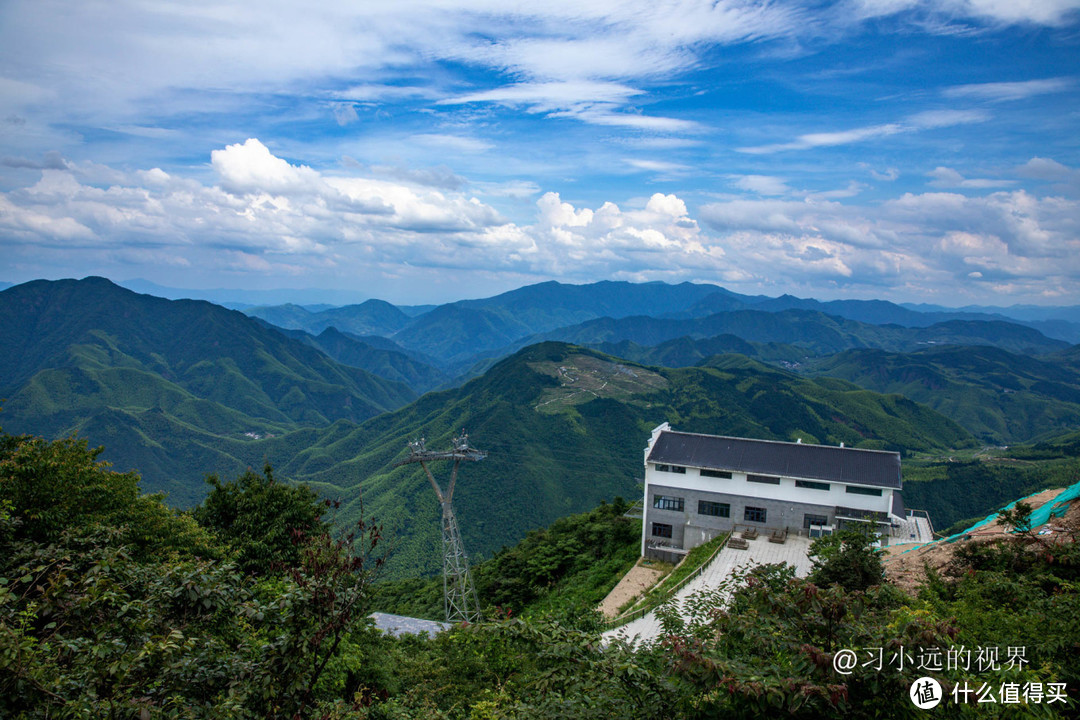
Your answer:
903;301;1080;325
387;303;535;367
246;299;412;337
459;279;727;331
271;326;450;393
242;279;1077;375
750;295;1010;328
255;342;972;578
524;309;1068;358
803;345;1080;444
117;278;374;307
0;278;416;503
248;280;732;367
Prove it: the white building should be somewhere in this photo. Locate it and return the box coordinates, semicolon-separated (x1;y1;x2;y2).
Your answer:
641;423;919;561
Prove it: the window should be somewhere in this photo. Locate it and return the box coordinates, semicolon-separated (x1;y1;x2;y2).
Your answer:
653;494;684;511
803;513;829;529
795;480;830;491
655;464;686;474
701;468;732;479
698;500;730;517
652;522;673;538
744;506;767;523
746;474;780;485
846;486;883;497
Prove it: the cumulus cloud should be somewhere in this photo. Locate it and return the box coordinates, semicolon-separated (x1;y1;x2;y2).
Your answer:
2;140;1078;304
211;139;324;196
0;142;723;284
698;187;1080;300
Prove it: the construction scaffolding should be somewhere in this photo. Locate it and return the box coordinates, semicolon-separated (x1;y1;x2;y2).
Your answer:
394;432;485;623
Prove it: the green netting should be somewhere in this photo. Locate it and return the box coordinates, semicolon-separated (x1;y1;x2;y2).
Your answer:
941;479;1080;544
889;479;1080;557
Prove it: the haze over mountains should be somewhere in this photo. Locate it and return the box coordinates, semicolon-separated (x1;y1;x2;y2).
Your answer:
3;276;1080;576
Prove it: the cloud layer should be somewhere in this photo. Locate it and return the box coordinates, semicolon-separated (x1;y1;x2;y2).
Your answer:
3;140;1077;303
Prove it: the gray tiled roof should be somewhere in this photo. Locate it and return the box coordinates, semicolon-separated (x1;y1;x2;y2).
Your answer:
648;431;901;489
369;612;451;637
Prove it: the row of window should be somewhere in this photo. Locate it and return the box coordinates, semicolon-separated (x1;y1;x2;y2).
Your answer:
648;507;768;539
654;465;883;497
654;494;730;517
653;511;835;540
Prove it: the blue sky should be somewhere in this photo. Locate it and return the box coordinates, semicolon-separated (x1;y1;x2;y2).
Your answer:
1;0;1078;305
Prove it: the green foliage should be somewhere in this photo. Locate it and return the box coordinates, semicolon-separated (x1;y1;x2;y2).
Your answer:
0;431;217;560
193;464;329;575
920;528;1080;707
0;428;385;719
371;500;641;624
997;501;1034;533
661;566;963;719
4;426;1080;719
808;530;886;592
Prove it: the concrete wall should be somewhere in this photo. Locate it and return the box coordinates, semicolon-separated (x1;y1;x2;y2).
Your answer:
642;480;887;559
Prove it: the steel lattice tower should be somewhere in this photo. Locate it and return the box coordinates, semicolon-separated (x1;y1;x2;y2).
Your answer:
393;432;484;623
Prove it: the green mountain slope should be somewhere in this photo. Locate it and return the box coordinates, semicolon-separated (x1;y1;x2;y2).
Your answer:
803;345;1080;443
0;278;417;503
596;334;809;367
253;342;972;579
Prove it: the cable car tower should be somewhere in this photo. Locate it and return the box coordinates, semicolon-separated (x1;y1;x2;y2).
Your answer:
394;431;485;623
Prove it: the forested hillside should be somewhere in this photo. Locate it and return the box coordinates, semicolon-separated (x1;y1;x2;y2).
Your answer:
257;342;972;578
2;427;1077;719
0;278;416;504
803;345;1080;443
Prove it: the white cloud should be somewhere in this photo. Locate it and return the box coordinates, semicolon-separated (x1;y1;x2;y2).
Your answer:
441;80;701;132
738;122;904;154
858;163;900;181
738;109;989;154
3;141;1079;305
626;159;692;173
943;77;1073;102
698;186;1080;300
211;139;323;196
926;166;1016;188
849;0;1080;26
411;134;494;153
730;174;792;196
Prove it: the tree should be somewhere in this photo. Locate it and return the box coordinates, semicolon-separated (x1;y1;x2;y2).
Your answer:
808;529;885;592
193;464;328;576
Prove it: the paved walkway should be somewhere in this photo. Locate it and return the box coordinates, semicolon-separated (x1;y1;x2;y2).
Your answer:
602;534;814;646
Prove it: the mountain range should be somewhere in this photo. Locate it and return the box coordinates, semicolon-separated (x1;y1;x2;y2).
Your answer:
3;276;1080;577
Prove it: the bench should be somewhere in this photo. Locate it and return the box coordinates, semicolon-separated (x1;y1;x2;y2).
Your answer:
740;528;758;540
728;537;749;550
769;529;788;544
